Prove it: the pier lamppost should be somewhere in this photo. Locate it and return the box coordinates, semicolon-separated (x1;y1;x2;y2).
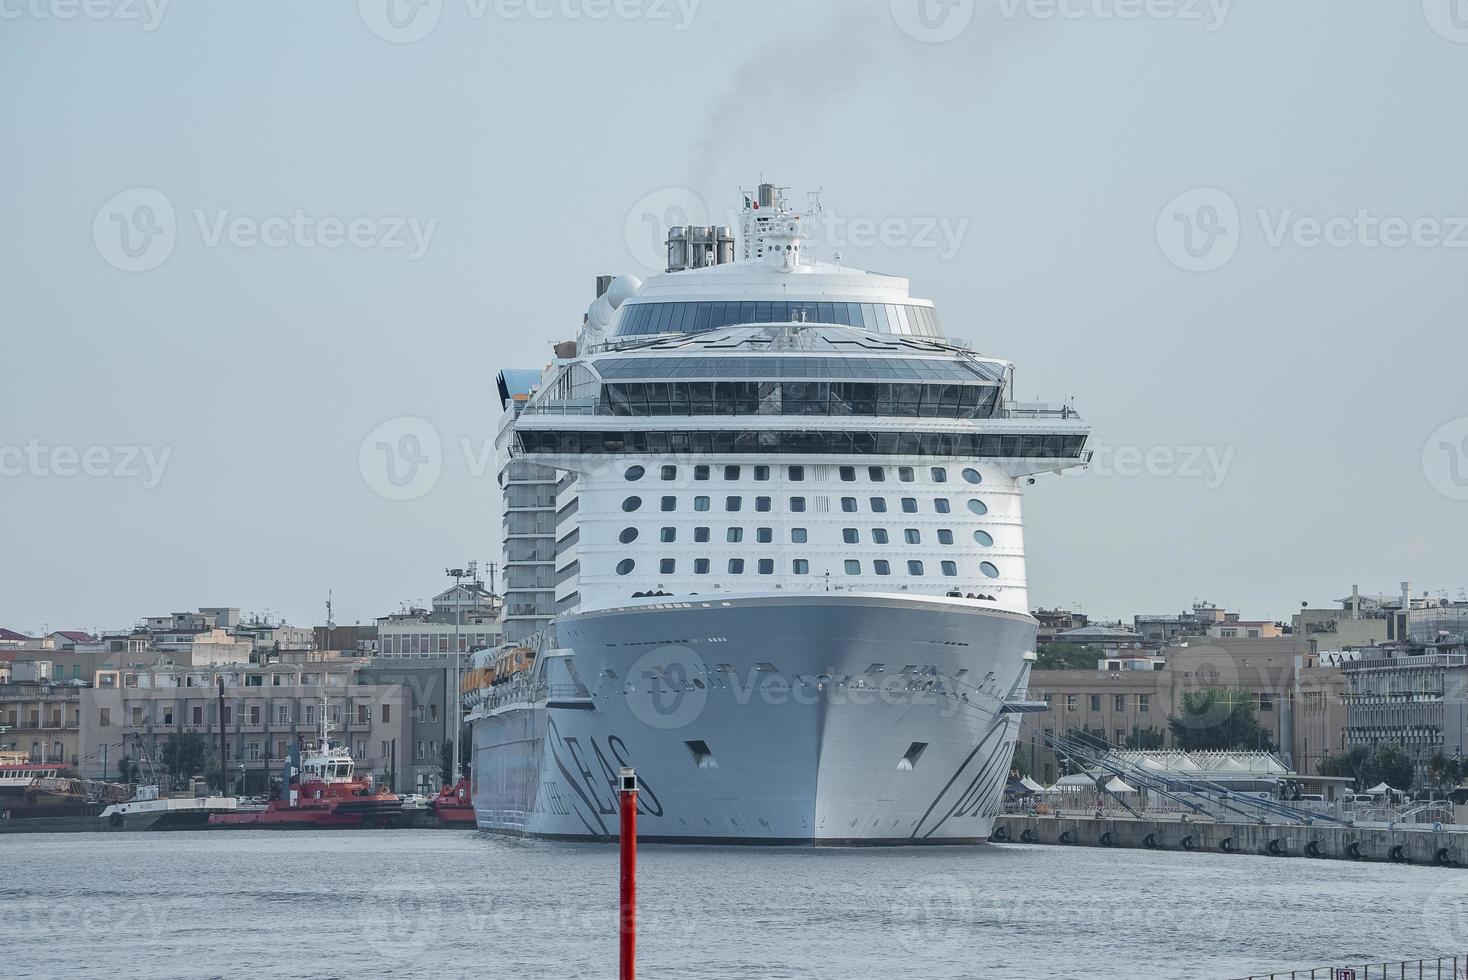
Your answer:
445;565;471;785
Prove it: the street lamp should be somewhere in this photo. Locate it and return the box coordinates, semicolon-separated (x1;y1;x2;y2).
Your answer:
445;565;472;785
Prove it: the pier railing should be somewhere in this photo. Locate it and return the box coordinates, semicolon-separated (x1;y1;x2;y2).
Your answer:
1228;955;1468;979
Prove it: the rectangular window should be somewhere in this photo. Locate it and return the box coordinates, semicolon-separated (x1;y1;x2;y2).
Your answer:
941;561;957;576
725;496;742;512
788;466;805;481
1065;695;1078;711
937;529;954;545
192;706;203;725
874;560;891;576
694;559;710;574
907;560;924;576
934;498;951;514
1115;694;1127;711
660;559;676;574
661;496;677;512
382;704;390;723
756;527;773;544
868;466;885;482
841;497;858;513
872;528;889;544
930;467;947;482
694;526;710;543
661;527;677;543
1139;694;1151;713
901;498;918;513
753;465;770;481
904;529;921;544
789;497;807;512
1259;694;1274;712
694;465;710;481
870;498;887;513
790;528;807;543
694;496;710;511
839;466;857;482
792;559;809;575
843;528;859;544
728;558;745;574
724;465;741;480
661;465;677;480
1090;694;1102;712
727;528;743;543
758;559;774;575
755;496;772;512
898;466;915;482
844;560;861;575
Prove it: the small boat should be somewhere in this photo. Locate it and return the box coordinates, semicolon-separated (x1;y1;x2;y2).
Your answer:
428;777;475;828
209;699;400;830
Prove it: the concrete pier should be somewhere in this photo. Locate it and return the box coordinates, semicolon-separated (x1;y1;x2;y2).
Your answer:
993;815;1466;866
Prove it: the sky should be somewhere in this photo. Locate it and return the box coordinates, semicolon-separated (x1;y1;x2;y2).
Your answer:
2;0;1466;633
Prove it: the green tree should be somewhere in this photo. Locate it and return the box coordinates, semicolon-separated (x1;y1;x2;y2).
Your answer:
1319;745;1369;784
1167;687;1274;752
1359;742;1415;793
1034;643;1102;671
161;731;212;782
1010;744;1031;779
438;725;472;785
1428;752;1464;793
114;753;141;784
1124;726;1166;751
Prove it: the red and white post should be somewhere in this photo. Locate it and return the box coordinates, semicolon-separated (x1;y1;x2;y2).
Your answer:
618;766;638;980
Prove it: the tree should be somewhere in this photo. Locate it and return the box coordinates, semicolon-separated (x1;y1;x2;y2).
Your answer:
1428;752;1464;794
160;731;212;783
1359;742;1415;793
1124;726;1166;751
1010;744;1031;779
1319;746;1369;784
438;725;472;785
1167;687;1274;753
1035;643;1102;671
114;753;141;785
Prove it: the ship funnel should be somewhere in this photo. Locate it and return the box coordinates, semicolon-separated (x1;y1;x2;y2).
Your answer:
666;225;737;273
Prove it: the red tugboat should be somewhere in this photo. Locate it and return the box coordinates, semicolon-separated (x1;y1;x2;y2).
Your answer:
428;774;475;828
209;700;400;830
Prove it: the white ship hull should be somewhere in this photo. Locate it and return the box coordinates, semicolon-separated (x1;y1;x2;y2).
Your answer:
470;594;1033;845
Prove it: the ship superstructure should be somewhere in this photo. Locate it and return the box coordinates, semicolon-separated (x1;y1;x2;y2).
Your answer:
468;183;1090;844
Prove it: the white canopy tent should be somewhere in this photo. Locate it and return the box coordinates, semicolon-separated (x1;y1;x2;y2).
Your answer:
1104;776;1139;794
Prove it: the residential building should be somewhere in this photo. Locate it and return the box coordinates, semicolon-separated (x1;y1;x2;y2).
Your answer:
1034;608;1089;644
0;679;83;766
359;660;460;795
377;582;502;660
78;662;412;793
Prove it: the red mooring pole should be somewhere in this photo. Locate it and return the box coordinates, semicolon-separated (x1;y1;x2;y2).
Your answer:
618;766;638;980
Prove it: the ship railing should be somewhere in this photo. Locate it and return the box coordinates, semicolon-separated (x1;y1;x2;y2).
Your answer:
998;402;1078;420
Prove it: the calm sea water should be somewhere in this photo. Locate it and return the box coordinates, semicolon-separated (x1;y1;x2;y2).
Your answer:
4;830;1467;980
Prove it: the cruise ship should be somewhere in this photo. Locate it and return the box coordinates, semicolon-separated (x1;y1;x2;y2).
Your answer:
465;183;1091;844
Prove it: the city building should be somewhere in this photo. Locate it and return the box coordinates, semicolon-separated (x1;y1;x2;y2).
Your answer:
359;660;460;794
376;581;503;660
0;677;82;765
1133;602;1234;648
78;661;414;793
1034;608;1089;644
1052;623;1144;651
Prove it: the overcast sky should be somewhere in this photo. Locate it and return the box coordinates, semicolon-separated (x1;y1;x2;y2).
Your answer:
3;0;1465;633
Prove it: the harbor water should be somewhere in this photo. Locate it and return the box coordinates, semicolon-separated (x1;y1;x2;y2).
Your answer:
5;830;1467;979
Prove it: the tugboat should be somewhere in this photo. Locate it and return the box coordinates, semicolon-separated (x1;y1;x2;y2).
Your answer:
427;774;475;828
209;699;400;829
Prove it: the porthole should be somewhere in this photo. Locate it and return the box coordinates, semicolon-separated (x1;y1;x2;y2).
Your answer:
622;496;643;513
724;465;741;480
619;527;639;545
792;559;810;575
980;561;1000;579
934;498;951;514
930;467;948;483
973;530;994;547
967;499;988;516
625;465;645;481
660;559;676;574
616;559;636;576
874;560;891;576
844;560;861;575
660;465;677;481
962;467;982;485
